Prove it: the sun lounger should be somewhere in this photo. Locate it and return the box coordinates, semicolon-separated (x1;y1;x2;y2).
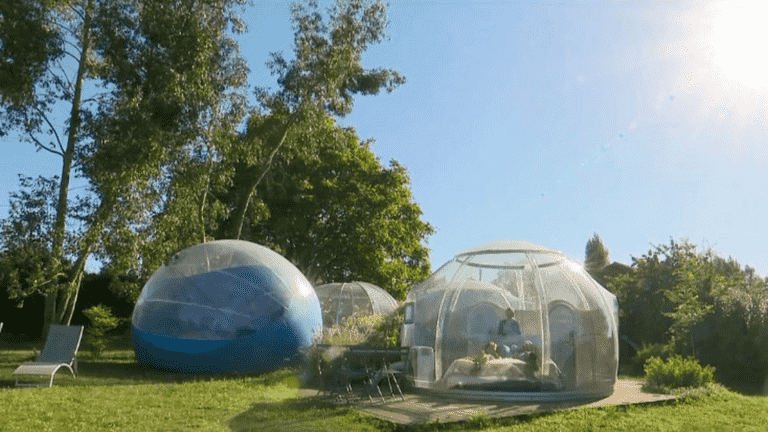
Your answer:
13;324;84;387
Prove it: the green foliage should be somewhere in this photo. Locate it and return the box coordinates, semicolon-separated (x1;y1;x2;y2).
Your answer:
585;232;610;273
221;0;408;243
322;311;387;346
609;238;768;390
464;412;492;429
198;0;430;300
94;0;431;304
700;284;768;391
0;0;64;109
632;341;676;375
262;0;406;117
0;0;250;332
611;238;727;351
643;355;715;393
319;307;404;348
82;304;120;359
238;122;433;300
0;175;72;304
365;305;405;348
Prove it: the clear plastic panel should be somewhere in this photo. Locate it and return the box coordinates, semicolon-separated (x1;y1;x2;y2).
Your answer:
365;286;398;315
315;282;399;326
537;263;588;310
411;289;444;348
133;241;314;339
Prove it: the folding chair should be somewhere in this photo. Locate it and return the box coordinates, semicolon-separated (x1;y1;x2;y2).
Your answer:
13;325;84;387
338;347;384;403
373;347;407;401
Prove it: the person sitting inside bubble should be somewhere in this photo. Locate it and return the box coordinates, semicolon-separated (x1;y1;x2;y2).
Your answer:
497;308;522;357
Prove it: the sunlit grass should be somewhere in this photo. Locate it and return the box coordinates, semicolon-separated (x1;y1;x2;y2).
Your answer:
2;338;768;431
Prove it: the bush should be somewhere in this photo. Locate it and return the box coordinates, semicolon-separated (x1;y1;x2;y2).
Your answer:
632;341;676;375
322;312;387;346
364;305;405;348
643;355;715;393
82;304;121;359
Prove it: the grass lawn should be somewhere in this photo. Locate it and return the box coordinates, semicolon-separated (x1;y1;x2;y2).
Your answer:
2;338;768;431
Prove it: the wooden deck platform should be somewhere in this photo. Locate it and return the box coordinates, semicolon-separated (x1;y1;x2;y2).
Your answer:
299;379;676;425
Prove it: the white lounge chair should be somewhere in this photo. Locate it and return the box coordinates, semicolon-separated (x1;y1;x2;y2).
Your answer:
13;324;84;387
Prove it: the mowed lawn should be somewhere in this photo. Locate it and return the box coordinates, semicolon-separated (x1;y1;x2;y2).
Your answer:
2;343;768;431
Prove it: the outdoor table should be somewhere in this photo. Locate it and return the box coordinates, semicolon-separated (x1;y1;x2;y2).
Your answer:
315;345;409;401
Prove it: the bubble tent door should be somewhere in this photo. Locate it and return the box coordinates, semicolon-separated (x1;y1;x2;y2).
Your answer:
549;302;577;390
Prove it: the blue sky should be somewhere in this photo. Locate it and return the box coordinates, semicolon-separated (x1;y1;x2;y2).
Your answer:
2;1;767;276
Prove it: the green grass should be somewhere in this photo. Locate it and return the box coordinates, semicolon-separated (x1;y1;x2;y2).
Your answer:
2;339;768;431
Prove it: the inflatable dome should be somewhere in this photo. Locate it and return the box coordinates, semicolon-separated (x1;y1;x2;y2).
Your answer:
131;240;323;374
314;281;399;327
400;240;619;401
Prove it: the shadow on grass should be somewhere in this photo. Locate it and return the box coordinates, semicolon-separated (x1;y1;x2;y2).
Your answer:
229;397;393;432
227;393;611;432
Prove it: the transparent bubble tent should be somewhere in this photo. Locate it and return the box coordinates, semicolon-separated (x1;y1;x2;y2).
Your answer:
314;281;400;327
400;240;619;401
132;240;323;374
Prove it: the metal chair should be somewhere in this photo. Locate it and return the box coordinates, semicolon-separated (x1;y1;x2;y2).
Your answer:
373;347;408;401
338;348;383;403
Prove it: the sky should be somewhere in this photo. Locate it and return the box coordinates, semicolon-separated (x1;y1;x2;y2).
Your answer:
2;1;767;277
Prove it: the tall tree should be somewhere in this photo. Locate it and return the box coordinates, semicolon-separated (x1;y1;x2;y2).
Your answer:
584;232;610;273
219;0;405;240
112;0;429;300
0;0;248;332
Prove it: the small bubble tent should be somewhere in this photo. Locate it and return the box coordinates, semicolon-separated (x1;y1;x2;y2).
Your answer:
400;240;619;401
132;240;322;374
314;281;400;327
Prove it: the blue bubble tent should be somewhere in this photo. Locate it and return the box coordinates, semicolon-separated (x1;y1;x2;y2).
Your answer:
132;240;323;374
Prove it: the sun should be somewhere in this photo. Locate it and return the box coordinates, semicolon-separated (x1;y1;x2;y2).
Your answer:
709;1;768;90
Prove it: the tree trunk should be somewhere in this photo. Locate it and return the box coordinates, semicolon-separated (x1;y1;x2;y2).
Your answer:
61;193;113;326
43;0;94;336
231;120;293;240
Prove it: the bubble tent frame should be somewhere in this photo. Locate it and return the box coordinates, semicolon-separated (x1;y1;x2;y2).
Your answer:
314;281;400;327
132;240;323;374
400;240;619;402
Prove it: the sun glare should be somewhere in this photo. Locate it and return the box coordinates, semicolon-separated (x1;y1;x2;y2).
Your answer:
710;2;768;90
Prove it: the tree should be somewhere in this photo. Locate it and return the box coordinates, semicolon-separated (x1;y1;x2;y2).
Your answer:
219;0;406;240
608;239;679;347
234;117;433;300
118;0;431;301
0;0;249;332
584;233;610;274
0;176;65;302
0;0;67;108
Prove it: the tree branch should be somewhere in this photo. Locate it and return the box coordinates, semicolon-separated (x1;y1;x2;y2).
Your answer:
27;132;64;157
234;117;295;239
33;105;66;154
62;40;83;62
68;4;85;21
